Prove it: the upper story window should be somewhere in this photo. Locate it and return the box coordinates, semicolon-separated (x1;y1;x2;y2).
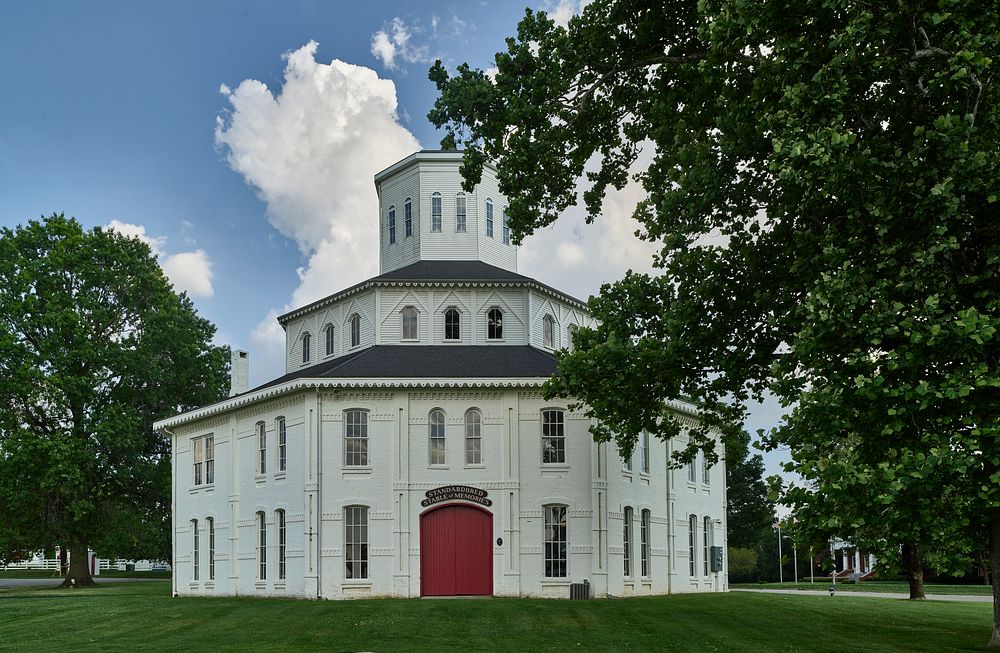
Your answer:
487;307;503;340
543;504;568;578
301;332;311;364
431;192;442;232
428;408;446;465
345;505;369;580
257;421;267;475
541;408;565;464
703;453;711;485
445;307;460;341
455;193;467;232
344;409;368;467
639;430;650;474
191;519;199;581
640;510;650;577
623;506;633;578
257;511;267;580
687;456;697;484
688;514;697;577
350;313;361;348
566;324;578;352
404;197;413;237
193;435;214;486
485;198;494;237
622;447;632;472
502;209;510;245
543;314;555;348
388;205;396;244
465;408;482;465
276;416;287;473
401;306;418;341
325;324;335;356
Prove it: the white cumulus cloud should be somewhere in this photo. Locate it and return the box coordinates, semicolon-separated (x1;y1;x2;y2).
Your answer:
370;17;432;70
104;220;215;298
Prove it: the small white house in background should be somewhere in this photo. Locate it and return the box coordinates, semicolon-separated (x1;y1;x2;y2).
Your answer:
154;150;728;599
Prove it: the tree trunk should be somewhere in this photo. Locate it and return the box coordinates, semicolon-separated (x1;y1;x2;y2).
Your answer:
989;509;1000;647
61;537;96;588
901;541;926;600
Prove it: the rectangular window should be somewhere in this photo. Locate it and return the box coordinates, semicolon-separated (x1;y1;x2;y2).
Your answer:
404;200;412;237
688;456;697;483
456;195;466;232
258;513;267;581
622;448;632;472
541;409;565;464
623;507;632;578
193;438;203;486
502;210;510;244
703;454;710;485
689;515;697;577
208;517;215;581
278;510;287;580
486;200;494;237
345;506;368;580
345;410;368;467
277;418;287;472
641;510;650;577
258;423;267;475
205;436;214;485
431;194;442;231
543;505;567;578
704;516;711;576
388;208;396;244
191;520;199;581
640;430;649;474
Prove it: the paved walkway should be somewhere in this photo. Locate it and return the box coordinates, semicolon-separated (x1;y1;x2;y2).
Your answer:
0;577;164;590
734;588;991;603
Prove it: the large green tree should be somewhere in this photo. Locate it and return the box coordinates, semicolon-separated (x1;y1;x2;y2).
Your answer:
428;0;998;641
0;214;229;586
726;431;775;551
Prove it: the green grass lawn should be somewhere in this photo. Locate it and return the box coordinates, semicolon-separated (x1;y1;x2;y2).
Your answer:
731;580;992;596
0;581;993;652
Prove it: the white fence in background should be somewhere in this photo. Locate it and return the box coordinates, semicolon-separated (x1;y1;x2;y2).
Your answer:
3;553;170;573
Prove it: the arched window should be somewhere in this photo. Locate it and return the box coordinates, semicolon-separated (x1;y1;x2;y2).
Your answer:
256;421;266;475
623;506;633;578
455;192;467;232
543;314;555;348
541;409;565;464
465;408;482;465
431;192;442;232
640;510;650;577
502;209;510;244
207;517;215;581
543;505;568;578
301;332;311;364
566;324;578;352
257;511;267;580
487;307;503;340
388;205;396;244
350;313;360;348
429;408;446;465
276;416;287;472
639;430;650;474
485;198;494;237
344;409;368;467
345;505;368;579
277;509;287;580
404;197;413;237
401;306;418;341
688;514;697;577
703;516;712;576
325;323;335;356
191;519;199;581
445;307;460;341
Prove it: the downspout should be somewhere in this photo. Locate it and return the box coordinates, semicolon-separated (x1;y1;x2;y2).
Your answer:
161;427;178;598
316;392;323;599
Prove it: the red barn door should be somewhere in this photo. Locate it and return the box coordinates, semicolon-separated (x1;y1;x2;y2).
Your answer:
420;504;493;596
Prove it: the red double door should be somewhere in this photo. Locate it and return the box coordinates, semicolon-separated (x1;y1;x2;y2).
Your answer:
420;504;493;596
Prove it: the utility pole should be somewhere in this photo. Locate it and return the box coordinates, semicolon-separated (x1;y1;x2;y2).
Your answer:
777;521;783;584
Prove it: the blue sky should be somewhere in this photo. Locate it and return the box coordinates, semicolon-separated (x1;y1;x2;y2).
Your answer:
0;0;789;477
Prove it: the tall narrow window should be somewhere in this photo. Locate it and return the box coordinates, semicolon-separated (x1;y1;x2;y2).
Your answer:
622;445;632;472
257;512;267;581
257;422;266;475
345;506;368;579
277;509;287;580
623;507;633;577
639;430;649;474
502;209;510;244
541;409;565;464
704;516;712;576
388;206;396;244
465;409;482;465
191;519;199;581
429;409;446;465
193;437;203;486
566;324;578;352
302;332;311;364
485;198;494;237
207;517;215;581
431;192;442;231
543;505;568;578
688;514;697;577
401;306;418;340
344;409;368;467
543;314;555;348
205;436;214;485
703;454;711;485
350;313;360;348
277;417;287;472
487;307;503;340
445;308;460;340
640;510;651;577
404;197;413;237
455;193;466;232
688;456;697;483
325;324;335;356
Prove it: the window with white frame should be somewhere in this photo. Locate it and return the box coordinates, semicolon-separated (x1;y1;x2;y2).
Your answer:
401;306;418;340
207;517;215;581
502;209;510;244
487;307;503;340
257;422;266;475
543;504;567;578
703;453;711;485
688;514;697;577
191;519;199;581
566;324;577;351
640;430;649;474
404;197;413;237
431;192;442;231
301;332;311;364
345;505;368;579
388;205;396;244
703;516;712;576
543;314;555;348
277;416;287;473
623;506;633;578
193;437;203;486
641;509;650;577
622;445;632;472
344;409;368;466
277;509;287;581
465;408;482;465
444;307;460;340
325;323;335;356
429;409;446;465
455;193;466;232
205;435;214;484
541;409;565;464
485;198;494;237
350;313;360;348
688;456;697;483
257;511;267;580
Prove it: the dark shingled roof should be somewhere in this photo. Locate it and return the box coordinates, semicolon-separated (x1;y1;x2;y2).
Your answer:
250;345;559;392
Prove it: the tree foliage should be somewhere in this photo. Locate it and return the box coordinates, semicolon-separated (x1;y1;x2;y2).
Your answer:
0;215;229;584
726;431;775;551
429;0;999;640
